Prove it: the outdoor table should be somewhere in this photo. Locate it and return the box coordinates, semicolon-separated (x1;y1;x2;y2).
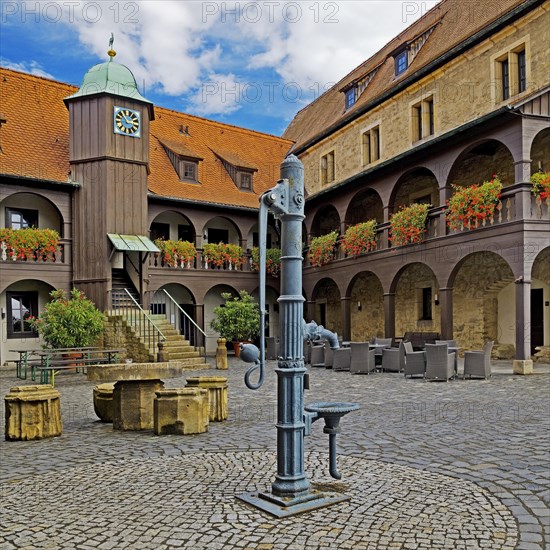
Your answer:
448;347;460;376
10;349;41;380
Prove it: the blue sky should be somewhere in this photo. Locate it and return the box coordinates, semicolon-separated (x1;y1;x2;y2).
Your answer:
1;1;439;136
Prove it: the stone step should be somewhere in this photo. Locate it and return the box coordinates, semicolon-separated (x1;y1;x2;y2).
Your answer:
167;351;203;360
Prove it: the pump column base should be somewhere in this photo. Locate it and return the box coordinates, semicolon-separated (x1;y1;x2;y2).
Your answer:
236;490;350;518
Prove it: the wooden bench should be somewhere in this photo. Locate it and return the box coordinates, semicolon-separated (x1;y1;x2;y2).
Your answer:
31;349;124;386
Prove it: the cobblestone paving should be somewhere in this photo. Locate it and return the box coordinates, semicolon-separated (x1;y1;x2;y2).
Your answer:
0;359;549;549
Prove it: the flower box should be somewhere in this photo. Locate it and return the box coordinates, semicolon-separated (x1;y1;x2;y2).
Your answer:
0;227;60;261
342;220;377;257
446;176;502;231
308;231;339;267
154;239;196;268
203;243;244;269
390;203;430;246
531;171;550;204
250;247;282;277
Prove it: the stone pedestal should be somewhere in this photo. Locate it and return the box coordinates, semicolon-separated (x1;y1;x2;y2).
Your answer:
186;376;228;421
93;383;115;423
216;338;228;370
4;385;62;441
113;379;164;431
154;388;209;435
513;359;534;375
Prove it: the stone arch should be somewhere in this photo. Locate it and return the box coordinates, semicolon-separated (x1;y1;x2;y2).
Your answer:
0;279;57;362
530;127;550;174
203;283;241;354
389;167;439;214
149;210;196;243
0;192;65;236
310;205;341;239
448;251;515;355
311;278;342;336
345;189;383;225
530;247;550;352
447;139;515;188
347;271;384;340
390;263;441;337
203;216;242;244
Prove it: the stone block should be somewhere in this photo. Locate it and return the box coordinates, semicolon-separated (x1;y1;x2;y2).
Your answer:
186;376;228;422
216;338;228;370
513;360;534;375
4;385;62;441
154;388;209;435
112;379;164;431
93;383;115;423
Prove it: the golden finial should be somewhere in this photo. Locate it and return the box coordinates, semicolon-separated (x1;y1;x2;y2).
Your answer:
107;33;116;59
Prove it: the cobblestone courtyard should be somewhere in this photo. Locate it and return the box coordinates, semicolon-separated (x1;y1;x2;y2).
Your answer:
1;358;549;549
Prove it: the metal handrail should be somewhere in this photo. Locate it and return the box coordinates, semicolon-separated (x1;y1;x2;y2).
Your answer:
111;289;165;359
162;289;206;337
147;289;208;357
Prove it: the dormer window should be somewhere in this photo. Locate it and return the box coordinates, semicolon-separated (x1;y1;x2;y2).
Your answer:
158;137;203;184
345;88;356;110
395;50;408;75
213;149;258;192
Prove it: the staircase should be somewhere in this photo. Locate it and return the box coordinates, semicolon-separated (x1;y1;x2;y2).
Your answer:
107;281;209;368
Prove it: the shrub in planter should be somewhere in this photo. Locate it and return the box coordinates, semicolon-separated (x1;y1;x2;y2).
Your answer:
28;288;105;349
389;203;431;246
308;231;339;267
210;290;261;343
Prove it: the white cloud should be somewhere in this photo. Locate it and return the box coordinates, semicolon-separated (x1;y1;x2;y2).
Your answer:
36;0;440;115
0;59;55;79
187;73;243;116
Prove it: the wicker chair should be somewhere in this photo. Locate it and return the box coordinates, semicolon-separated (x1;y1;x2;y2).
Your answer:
350;342;376;374
373;337;393;365
425;343;455;381
333;347;351;371
381;342;405;372
324;342;335;369
463;341;493;380
310;344;325;368
403;342;426;378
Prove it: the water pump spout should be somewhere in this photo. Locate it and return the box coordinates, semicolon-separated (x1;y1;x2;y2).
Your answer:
302;320;339;350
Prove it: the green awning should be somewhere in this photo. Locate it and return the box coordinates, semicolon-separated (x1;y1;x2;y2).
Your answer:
108;234;159;253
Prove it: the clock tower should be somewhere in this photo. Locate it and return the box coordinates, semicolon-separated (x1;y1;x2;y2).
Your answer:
64;43;155;310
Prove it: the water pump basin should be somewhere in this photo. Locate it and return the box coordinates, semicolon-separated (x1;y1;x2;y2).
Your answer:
305;402;359;419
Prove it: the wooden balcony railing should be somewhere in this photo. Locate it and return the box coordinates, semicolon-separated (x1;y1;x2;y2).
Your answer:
0;239;70;264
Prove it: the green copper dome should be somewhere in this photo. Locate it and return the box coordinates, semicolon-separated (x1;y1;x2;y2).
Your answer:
64;56;152;105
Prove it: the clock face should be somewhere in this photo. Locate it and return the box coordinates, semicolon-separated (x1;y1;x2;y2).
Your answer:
113;107;141;137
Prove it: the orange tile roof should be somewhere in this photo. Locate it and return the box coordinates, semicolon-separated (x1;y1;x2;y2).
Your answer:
0;67;293;209
283;0;531;150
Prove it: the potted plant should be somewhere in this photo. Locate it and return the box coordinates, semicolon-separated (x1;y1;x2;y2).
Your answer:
390;203;431;246
210;290;261;356
154;238;196;268
530;171;550;204
342;220;377;257
446;175;502;231
0;227;59;261
28;288;105;350
250;247;282;277
307;230;339;267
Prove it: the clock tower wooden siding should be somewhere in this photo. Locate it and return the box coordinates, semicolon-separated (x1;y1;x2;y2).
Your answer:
67;95;151;309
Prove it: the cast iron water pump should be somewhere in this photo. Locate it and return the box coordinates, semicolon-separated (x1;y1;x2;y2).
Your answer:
237;155;359;517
